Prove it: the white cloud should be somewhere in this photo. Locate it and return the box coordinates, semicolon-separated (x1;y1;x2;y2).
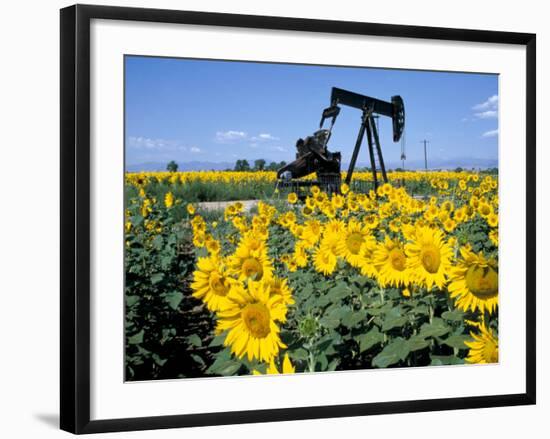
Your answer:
482;129;499;138
190;146;201;153
475;110;498;119
128;136;188;151
215;130;247;143
472;95;498;119
250;133;280;142
473;95;498;111
274;146;287;152
258;133;279;141
128;136;167;150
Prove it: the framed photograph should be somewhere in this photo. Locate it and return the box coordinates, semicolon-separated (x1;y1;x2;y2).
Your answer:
60;4;536;434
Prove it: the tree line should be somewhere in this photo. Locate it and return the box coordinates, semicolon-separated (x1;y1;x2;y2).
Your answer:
233;159;287;172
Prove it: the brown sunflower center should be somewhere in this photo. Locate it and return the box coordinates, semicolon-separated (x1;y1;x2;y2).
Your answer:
270;280;282;295
247;239;262;251
209;272;229;296
242;303;271;338
480;205;491;216
242;258;264;280
346;232;364;255
465;265;498;298
207;240;220;252
420;244;441;273
389;248;407;272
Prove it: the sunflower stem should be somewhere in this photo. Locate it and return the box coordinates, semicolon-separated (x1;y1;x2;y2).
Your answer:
428;296;434;325
308;347;315;373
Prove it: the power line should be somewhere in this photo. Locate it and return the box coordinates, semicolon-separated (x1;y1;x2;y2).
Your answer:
400;128;406;169
420;139;429;170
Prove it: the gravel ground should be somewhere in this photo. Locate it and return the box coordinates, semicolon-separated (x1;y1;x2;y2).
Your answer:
196;199;261;211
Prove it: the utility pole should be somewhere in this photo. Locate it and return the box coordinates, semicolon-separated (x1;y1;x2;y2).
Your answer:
420;139;429;170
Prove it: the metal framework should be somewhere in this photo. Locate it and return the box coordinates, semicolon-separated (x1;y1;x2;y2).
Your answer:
277;87;405;192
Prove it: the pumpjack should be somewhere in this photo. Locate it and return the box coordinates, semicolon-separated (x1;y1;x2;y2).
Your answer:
276;87;405;192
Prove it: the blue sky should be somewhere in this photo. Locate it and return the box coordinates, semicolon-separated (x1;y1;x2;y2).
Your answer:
125;56;498;169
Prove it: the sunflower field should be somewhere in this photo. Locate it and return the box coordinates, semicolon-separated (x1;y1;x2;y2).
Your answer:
125;170;499;380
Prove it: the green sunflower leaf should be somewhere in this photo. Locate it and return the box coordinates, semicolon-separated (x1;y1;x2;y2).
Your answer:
372;337;410;368
419;318;451;338
442;334;473;349
357;327;384;352
441;309;466;322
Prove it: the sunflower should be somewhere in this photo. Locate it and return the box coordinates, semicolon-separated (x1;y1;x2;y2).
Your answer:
405;226;453;290
141;198;153;218
286;259;298;272
324;219;346;236
164;191;174;208
293;242;309;268
424;204;438;221
443;218;456;233
187;203;196;215
373;236;410;287
291;223;305;239
269;276;294;306
465;321;498;364
321;203;336;219
448;247;498;314
489;229;499;246
191;256;234;311
319;230;343;256
229;245;273;283
347;199;359;212
217;281;287;363
388;218;401;233
232;216;248;232
305;196;316;210
477;202;493;218
331;194;345;210
287;192;298;204
453;207;466;223
301;219;322;247
193;231;206;248
313;244;337;276
253;353;296;375
364;214;379;230
205;236;221;255
338;219;373;267
487;212;498;228
358;238;377;278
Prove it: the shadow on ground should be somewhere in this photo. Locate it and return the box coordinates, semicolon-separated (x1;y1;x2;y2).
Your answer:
34;413;58;429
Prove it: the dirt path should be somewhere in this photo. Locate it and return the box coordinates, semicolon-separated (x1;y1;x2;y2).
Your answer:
196;199;261;212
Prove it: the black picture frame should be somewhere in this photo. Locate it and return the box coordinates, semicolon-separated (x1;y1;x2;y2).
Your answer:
60;4;536;434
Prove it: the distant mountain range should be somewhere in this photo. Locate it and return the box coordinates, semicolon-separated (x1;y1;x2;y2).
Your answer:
126;157;497;173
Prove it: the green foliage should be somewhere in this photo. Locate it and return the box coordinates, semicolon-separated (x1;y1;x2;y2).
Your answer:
234;159;251;171
124;171;498;378
254;159;266;171
166;160;178;172
125;201;217;380
126;177;275;204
